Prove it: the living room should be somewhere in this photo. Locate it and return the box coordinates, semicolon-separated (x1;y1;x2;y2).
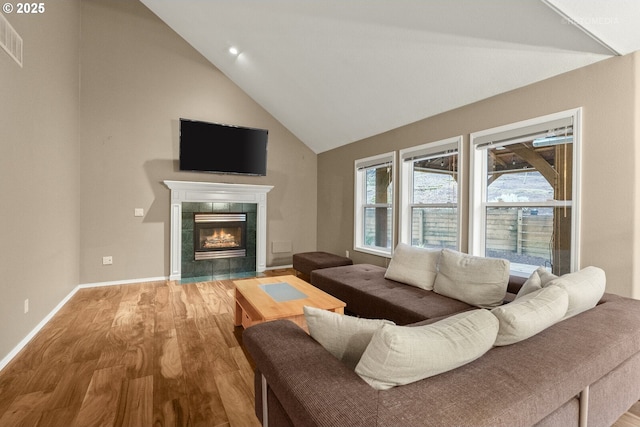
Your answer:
1;0;639;425
1;0;320;364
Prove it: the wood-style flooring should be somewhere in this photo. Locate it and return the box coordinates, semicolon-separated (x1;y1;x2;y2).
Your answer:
0;267;638;427
616;402;640;427
0;268;295;427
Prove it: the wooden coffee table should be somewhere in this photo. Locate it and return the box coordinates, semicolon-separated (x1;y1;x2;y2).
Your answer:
234;275;345;331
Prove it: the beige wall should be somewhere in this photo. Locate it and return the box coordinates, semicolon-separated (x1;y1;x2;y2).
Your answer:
318;52;639;298
79;0;317;283
0;2;81;359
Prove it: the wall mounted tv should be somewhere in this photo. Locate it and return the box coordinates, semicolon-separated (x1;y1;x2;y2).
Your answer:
179;118;268;176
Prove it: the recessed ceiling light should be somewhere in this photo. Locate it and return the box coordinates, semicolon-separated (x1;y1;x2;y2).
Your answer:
228;46;239;56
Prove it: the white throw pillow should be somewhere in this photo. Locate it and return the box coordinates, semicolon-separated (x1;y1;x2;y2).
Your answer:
545;266;606;319
538;267;558;285
492;285;569;346
384;243;440;290
433;249;510;308
516;271;542;298
355;309;498;390
303;306;394;370
516;267;557;298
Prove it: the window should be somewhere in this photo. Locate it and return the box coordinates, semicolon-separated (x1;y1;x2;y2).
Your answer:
354;152;395;257
399;137;462;250
470;109;581;276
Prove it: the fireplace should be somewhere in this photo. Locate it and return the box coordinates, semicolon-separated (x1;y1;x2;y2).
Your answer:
164;181;273;280
194;213;247;260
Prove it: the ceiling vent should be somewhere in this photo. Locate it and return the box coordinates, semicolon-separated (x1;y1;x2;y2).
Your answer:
0;13;23;67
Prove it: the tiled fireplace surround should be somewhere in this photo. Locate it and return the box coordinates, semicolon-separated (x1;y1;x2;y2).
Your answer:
164;181;273;282
182;203;256;279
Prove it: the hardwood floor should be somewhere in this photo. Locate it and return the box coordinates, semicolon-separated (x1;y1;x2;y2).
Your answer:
0;269;293;427
0;268;638;426
616;402;640;427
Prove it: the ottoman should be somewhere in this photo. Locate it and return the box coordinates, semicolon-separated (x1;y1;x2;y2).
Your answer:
293;251;353;281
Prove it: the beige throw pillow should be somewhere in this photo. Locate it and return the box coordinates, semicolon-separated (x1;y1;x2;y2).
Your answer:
492;285;569;346
516;267;557;298
384;243;440;290
303;306;394;370
538;267;558;284
433;249;510;308
545;266;606;319
355;309;498;390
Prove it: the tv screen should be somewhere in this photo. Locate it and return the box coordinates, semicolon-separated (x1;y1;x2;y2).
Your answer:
179;118;268;176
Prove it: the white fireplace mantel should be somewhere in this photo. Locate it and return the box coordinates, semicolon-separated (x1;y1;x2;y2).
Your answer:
163;180;273;281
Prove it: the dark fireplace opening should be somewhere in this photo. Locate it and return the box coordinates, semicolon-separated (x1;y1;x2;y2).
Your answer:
194;213;247;260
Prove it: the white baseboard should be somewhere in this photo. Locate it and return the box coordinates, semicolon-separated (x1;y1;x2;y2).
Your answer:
266;264;293;270
78;276;169;289
0;285;80;372
0;275;168;372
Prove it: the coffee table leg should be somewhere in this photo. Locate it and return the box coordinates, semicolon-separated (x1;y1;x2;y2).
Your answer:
234;300;243;326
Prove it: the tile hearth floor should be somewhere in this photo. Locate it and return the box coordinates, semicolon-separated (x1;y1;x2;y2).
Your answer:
0;268;637;426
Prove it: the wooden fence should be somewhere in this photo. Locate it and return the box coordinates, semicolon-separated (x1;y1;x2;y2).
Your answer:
364;207;553;263
411;208;458;250
411;207;553;260
485;208;553;260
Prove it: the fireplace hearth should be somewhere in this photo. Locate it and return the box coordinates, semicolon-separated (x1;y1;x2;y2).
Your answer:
194;213;247;260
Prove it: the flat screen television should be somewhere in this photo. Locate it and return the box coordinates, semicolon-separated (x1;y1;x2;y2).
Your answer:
179;118;268;176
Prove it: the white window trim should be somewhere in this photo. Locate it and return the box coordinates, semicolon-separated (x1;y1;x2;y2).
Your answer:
354;151;396;258
399;136;463;250
469;108;582;275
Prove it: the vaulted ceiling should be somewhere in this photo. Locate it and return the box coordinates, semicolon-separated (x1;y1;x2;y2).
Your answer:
140;0;640;153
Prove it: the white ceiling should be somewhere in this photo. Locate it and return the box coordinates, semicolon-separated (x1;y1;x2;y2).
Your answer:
140;0;640;153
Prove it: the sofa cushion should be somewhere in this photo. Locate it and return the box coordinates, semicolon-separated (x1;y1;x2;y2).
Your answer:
539;267;558;284
384;243;440;290
516;268;541;297
293;251;353;276
303;306;394;370
354;309;498;390
516;267;558;298
492;285;569;346
311;264;474;325
433;249;510;308
546;266;606;319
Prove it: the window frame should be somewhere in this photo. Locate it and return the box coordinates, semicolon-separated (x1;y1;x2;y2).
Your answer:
354;151;396;257
469;108;582;276
399;136;463;250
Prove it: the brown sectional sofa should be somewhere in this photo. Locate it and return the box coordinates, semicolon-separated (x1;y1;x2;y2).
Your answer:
243;263;640;427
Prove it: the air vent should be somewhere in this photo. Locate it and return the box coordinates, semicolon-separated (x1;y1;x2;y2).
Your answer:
0;13;23;67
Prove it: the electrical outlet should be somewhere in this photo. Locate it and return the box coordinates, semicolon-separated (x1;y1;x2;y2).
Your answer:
134;208;144;217
24;299;29;314
345;250;350;258
102;256;113;265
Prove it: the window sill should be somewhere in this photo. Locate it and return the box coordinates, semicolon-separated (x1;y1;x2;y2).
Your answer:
354;246;392;258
